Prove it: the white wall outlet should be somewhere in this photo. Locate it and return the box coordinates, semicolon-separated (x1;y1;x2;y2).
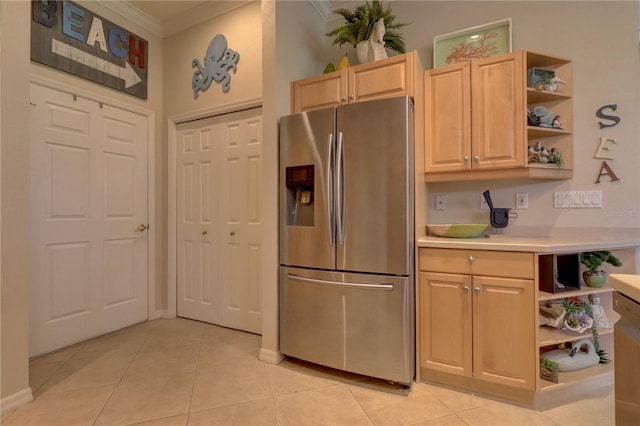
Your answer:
516;193;528;209
435;193;447;210
480;194;490;210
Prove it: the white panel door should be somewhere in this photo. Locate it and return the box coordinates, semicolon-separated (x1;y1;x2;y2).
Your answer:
176;108;262;334
30;84;148;357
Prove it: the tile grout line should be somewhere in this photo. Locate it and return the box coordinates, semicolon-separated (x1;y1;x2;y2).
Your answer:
344;382;375;425
90;326;152;426
262;340;284;426
184;327;205;423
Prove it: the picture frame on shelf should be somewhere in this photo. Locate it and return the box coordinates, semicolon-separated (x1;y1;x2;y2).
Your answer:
433;18;512;68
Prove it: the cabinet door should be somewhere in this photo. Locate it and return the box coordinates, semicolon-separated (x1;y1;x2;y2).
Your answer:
291;69;348;113
472;275;535;390
471;52;525;169
419;271;472;377
424;62;471;173
349;53;414;104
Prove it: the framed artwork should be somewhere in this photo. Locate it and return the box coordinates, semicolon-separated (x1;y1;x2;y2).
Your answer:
433;19;512;68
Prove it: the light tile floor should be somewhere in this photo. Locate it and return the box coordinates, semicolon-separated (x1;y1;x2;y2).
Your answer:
1;318;615;426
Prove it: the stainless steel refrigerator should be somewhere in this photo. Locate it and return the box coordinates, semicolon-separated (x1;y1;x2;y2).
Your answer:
278;96;415;385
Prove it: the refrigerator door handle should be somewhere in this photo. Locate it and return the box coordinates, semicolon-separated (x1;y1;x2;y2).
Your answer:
336;131;345;246
327;133;334;246
288;274;394;290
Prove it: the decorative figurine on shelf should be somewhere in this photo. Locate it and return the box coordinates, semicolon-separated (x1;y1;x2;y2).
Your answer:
589;294;614;329
528;141;565;168
527;106;563;129
536;76;567;93
539;300;566;328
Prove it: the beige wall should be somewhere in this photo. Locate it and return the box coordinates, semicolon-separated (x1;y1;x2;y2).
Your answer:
1;0;31;406
163;1;262;119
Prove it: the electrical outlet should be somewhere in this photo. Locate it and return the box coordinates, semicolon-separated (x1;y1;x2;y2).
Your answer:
516;193;528;209
435;194;447;210
480;194;490;210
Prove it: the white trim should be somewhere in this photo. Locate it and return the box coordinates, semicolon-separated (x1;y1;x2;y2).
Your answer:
0;388;33;415
167;97;263;320
30;75;158;323
98;0;162;37
309;0;333;22
259;348;284;365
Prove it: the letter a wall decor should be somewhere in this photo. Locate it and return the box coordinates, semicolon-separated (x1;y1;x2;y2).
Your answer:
31;0;148;99
192;34;240;98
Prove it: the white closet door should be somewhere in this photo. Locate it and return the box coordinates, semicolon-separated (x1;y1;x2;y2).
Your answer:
176;108;262;334
29;84;148;357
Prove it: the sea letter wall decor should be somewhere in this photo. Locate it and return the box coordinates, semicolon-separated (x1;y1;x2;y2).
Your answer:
192;34;240;99
31;0;148;99
593;104;621;183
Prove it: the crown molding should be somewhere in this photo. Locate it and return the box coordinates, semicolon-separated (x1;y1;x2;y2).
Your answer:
98;0;163;37
309;0;333;22
97;1;254;38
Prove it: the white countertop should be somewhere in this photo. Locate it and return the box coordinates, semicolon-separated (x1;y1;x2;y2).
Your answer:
609;274;640;304
418;235;640;253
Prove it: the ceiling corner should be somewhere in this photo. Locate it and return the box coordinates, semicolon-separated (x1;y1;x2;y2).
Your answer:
309;0;333;22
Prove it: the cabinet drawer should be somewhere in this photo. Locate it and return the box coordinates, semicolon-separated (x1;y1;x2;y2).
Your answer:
419;248;534;279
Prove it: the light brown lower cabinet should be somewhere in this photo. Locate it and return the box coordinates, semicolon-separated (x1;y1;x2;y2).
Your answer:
418;246;637;405
418;248;536;401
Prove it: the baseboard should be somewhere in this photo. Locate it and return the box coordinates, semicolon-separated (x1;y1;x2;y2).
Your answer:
259;348;284;365
1;388;33;416
152;309;168;320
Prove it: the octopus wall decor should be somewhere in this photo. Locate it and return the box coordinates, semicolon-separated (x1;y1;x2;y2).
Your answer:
192;34;240;98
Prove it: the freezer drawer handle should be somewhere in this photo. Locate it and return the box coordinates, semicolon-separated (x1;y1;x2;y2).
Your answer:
288;274;394;290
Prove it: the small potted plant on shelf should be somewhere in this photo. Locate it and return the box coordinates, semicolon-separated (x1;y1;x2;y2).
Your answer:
580;250;622;288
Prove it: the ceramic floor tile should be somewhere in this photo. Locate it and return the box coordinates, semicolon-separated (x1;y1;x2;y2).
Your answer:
125;343;199;380
71;329;146;360
36;352;135;395
541;385;614;426
2;384;114;426
411;414;469;426
190;357;272;412
422;383;495;413
348;381;453;425
276;383;373;426
188;397;279;426
456;401;559;426
197;334;260;370
265;358;367;396
94;373;194;426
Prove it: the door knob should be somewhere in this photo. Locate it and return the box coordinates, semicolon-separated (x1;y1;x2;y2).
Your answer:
230;231;236;236
202;230;208;235
135;224;147;232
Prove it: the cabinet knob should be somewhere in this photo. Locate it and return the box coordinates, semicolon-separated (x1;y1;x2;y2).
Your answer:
474;287;481;294
340;96;346;102
474;155;480;162
464;156;469;162
349;94;354;100
468;256;475;263
463;286;470;293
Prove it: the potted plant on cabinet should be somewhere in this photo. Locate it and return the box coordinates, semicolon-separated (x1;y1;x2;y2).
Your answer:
580;250;622;288
325;0;407;63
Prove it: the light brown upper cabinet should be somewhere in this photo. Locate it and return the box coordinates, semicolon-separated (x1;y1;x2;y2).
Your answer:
424;51;573;182
291;51;420;114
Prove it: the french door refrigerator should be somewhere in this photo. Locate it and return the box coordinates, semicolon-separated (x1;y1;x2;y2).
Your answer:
279;96;415;385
